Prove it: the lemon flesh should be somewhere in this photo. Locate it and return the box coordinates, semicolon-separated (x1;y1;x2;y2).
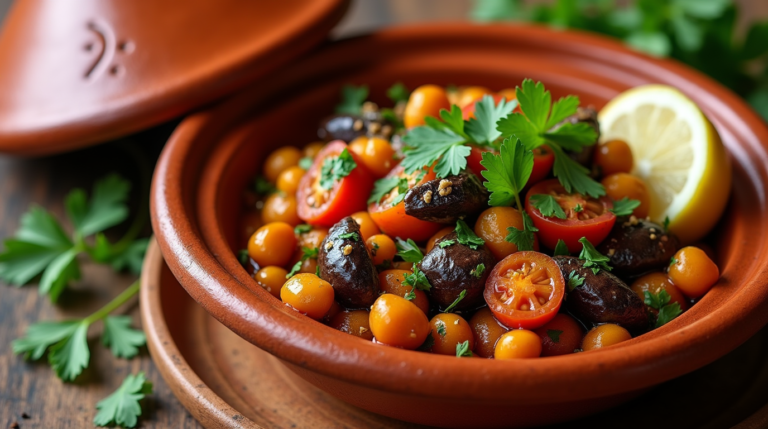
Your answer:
598;85;731;244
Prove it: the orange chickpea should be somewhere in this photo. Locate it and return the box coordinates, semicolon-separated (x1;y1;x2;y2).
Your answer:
668;246;719;298
248;222;296;267
582;324;631;351
594;139;634;176
392;261;415;270
474;207;537;260
350;211;380;241
456;86;493;108
469;307;509;358
253;266;287;299
533;313;584;357
366;234;397;266
348;136;397;179
494;330;542;360
276;166;305;195
404;85;451;128
601;173;650;218
303;142;325;160
369;294;430;349
262;192;301;226
264;146;302;183
281;273;335;320
378;269;430;315
426;226;454;252
631;272;689;311
429;313;474;356
496;88;518;102
322;300;342;324
289;226;328;274
330;310;374;341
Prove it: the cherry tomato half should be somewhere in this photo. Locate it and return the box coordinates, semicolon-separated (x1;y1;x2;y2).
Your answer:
484;251;565;330
368;165;442;242
525;179;616;252
297;140;374;227
467;145;553;187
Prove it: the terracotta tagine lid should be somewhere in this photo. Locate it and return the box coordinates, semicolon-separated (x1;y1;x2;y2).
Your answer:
0;0;349;155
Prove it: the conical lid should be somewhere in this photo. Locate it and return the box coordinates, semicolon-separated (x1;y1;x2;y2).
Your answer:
0;0;349;155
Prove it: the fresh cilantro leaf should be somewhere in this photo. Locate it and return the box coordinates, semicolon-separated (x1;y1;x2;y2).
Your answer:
644;290;671;310
505;211;538;251
338;232;359;242
237;249;249;266
299;157;314;170
670;256;678;266
94;372;153;428
438;240;456;248
389;178;411;207
440;105;468;138
444;290;467;313
380;108;404;131
574;204;583;213
656;302;683;328
49;322;89;381
530;194;566;219
516;79;551;130
456;340;473;357
368;176;401;204
610;197;641;216
286;246;319;278
403;266;431;291
567;271;585;291
109;238;149;275
553;239;569;256
404;288;416;301
471;263;486;278
480;138;534;207
550;145;605;198
395;238;424;263
543;122;599;151
547;329;563;343
387;82;410;104
294;224;312;235
67;174;131;237
496;114;542;150
102;316;146;359
254;176;276;196
12;320;80;360
39;248;81;302
663;216;670;232
578;237;612;274
319;149;357;190
315;265;321;278
436;321;447;337
546;95;580;129
401;125;467;178
336;84;369;115
455;220;485;250
465;95;518;145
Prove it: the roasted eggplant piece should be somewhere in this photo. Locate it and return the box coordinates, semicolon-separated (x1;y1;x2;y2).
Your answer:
597;217;680;277
318;112;393;143
418;232;496;311
554;256;648;330
318;217;379;308
404;173;489;224
550;106;600;167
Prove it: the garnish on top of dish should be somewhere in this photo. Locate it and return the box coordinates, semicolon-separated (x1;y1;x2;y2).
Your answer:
238;79;729;360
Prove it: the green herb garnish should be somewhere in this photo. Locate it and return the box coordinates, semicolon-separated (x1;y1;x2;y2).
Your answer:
610;197;641;216
286;246;319;278
577;237;612;274
455;219;485;250
553;239;569;256
567;271;585;291
403;266;431;291
456;340;473;357
336;84;369;114
294;224;312;235
443;290;467;313
439;240;456;248
505;212;539;251
319;148;357;190
387;82;410;104
471;263;486;278
530;194;567;219
94;372;153;428
396;238;424;263
547;329;563;343
644;290;683;328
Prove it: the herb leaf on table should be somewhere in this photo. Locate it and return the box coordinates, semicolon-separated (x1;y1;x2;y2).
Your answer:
94;372;153;428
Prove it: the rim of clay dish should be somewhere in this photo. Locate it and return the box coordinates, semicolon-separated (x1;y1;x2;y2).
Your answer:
152;24;768;403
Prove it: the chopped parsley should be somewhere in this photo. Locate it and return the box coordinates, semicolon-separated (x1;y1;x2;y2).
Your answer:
315;265;321;278
286;247;319;278
438;239;456;248
338;232;360;242
663;216;671;232
505;211;538;251
395;238;424;263
254;175;276;196
530;194;567;219
387;82;410;104
471;263;486;278
237;249;250;266
335;84;369;115
567;271;585;291
436;321;447;337
574;204;583;213
609;197;641;216
644;290;683;328
443;289;467;313
456;340;473;357
404;288;416;301
496;79;604;197
553;239;569;256
578;237;612;274
455;219;485;250
298;157;314;171
319;148;357;190
294;224;312;235
93;372;153;428
403;266;431;291
547;329;564;343
368;176;401;204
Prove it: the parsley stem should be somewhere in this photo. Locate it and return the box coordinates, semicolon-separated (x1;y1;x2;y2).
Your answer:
82;279;141;325
514;192;524;213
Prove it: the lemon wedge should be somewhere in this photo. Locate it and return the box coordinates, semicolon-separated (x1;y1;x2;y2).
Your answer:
598;85;731;244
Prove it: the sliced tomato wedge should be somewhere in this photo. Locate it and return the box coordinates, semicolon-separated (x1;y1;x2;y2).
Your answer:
368;165;442;242
484;251;565;329
525;179;615;252
297;140;374;227
467;145;554;187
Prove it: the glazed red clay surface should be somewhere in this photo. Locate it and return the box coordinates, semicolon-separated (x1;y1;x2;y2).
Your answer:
152;24;768;428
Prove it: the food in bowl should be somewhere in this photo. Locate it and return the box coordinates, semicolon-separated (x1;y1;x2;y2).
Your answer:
239;79;729;360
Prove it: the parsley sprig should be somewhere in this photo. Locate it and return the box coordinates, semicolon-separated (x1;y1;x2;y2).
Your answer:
12;280;145;381
0;174;148;302
443;289;467;313
336;84;369;115
530;194;566;219
319;149;357;190
644;290;683;328
455;220;485;250
610;197;642;216
496;79;604;198
395;238;424;263
286;247;319;278
578;237;612;274
94;372;153;428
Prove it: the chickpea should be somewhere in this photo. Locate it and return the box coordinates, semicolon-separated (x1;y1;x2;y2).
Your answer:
329;310;374;341
494;330;542;360
404;85;451;128
474;207;536;260
262;192;301;226
469;307;509;358
429;313;474;356
582;324;631;351
369;294;430;349
426;226;454;252
594;139;634;176
350;211;380;241
378;269;430;315
263;146;302;183
533;313;583;357
247;222;296;267
631;272;689;311
253;266;287;299
366;234;397;266
601;173;651;218
276;166;305;195
281;273;334;320
348;136;397;179
668;246;719;298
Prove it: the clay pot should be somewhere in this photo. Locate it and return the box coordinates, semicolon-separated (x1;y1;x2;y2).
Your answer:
151;24;768;428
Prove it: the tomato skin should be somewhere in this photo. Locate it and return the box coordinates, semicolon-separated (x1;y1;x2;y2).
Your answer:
467;146;553;187
296;141;374;227
525;179;616;252
368;165;442;242
484;251;565;330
